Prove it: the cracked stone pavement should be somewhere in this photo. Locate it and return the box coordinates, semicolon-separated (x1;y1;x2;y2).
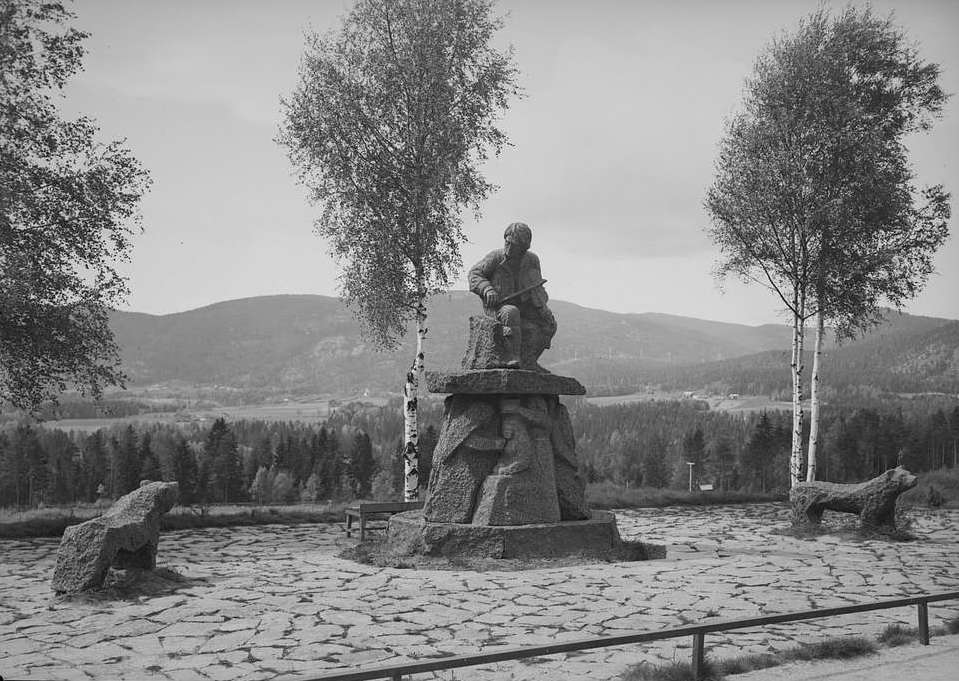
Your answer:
1;503;957;680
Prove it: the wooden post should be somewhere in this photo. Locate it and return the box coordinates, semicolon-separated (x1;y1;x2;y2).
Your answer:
918;601;930;645
691;632;706;679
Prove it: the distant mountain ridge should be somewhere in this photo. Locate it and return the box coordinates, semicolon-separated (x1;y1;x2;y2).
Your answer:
108;294;959;397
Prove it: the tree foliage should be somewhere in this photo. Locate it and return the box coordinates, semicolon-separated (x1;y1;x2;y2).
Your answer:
278;0;519;347
705;6;950;485
707;7;949;325
0;0;151;411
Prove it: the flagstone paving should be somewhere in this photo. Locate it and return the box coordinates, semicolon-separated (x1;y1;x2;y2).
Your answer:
1;504;958;680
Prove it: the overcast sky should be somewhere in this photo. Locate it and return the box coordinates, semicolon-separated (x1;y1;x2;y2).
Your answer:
62;0;959;326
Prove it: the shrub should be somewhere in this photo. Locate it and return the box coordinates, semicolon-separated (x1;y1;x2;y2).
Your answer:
621;659;720;681
877;623;915;647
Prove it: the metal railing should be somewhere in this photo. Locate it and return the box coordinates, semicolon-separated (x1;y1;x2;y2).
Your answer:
303;590;959;681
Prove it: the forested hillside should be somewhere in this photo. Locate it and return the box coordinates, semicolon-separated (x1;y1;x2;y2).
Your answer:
643;319;959;398
105;294;959;400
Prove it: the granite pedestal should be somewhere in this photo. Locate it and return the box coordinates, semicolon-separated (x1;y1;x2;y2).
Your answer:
385;317;624;559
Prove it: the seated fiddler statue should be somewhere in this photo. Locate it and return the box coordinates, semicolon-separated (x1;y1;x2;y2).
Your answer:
468;222;557;371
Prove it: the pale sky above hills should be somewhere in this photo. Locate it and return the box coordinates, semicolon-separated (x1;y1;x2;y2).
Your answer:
61;0;959;326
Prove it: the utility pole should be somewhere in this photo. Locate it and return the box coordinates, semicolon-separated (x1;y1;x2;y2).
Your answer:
686;461;695;493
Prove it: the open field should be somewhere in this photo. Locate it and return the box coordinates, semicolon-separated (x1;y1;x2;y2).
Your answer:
13;390;787;434
2;503;958;681
0;502;343;525
36;396;391;432
0;503;347;539
585;391;805;414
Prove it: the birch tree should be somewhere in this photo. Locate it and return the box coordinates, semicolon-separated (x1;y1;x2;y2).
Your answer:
705;7;950;488
279;0;519;501
706;98;816;488
801;10;949;482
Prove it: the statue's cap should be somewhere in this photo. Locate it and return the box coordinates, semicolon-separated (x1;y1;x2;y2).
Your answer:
504;222;531;247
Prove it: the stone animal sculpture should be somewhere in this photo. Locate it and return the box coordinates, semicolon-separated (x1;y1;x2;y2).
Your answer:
52;480;179;593
789;466;917;530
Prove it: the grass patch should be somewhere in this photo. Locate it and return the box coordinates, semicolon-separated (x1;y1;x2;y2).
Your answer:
714;637;876;677
622;659;721;681
587;482;783;509
160;505;342;532
713;652;781;676
0;502;346;539
621;635;878;681
791;636;878;660
945;616;959;635
877;623;917;647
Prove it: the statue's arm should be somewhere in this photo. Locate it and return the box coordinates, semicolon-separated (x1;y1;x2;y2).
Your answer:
525;252;549;306
468;250;499;297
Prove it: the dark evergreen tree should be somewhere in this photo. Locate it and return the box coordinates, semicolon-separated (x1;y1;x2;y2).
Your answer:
949;406;959;468
707;438;735;490
0;427;33;507
642;433;671;489
41;429;77;504
206;418;242;503
681;427;706;486
741;412;774;492
112;425;140;496
348;431;376;498
138;432;160;482
252;436;273;473
171;437;198;505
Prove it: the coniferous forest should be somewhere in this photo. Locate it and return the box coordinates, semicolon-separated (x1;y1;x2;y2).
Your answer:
1;396;957;509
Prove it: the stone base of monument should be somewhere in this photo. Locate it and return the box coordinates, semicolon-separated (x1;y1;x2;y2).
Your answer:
385;510;622;560
394;314;636;563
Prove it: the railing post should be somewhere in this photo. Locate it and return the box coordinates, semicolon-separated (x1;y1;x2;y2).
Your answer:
391;671;403;681
692;632;706;680
918;601;930;645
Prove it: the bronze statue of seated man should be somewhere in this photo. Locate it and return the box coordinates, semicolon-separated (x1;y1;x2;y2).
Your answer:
468;222;557;370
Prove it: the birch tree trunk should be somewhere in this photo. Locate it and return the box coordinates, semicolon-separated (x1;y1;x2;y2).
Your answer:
789;294;806;488
402;309;427;501
806;309;825;482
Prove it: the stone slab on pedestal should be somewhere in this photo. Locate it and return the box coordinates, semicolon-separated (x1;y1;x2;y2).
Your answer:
472;473;561;526
425;448;500;524
386;510;621;559
426;369;585;395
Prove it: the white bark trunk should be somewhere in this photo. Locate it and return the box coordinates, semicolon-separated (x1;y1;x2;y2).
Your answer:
402;312;427;502
806;310;824;482
789;302;806;488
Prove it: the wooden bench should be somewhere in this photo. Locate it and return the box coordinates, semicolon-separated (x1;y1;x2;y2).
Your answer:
344;501;424;540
